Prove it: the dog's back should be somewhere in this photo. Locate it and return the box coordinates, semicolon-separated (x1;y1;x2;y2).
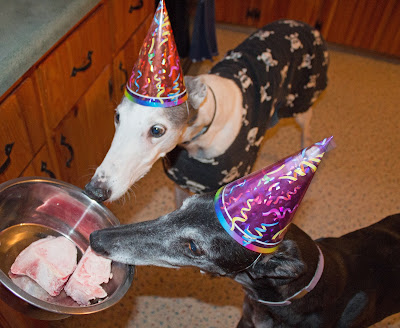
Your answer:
317;213;400;326
164;20;329;194
210;19;329;126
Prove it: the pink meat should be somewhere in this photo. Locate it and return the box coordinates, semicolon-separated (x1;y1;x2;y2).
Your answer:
64;246;112;305
10;236;77;296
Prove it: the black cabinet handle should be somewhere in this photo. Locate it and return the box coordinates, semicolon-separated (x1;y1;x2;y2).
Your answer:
246;8;261;20
129;0;143;13
119;62;128;91
40;161;56;178
71;51;93;77
0;142;14;174
60;135;74;168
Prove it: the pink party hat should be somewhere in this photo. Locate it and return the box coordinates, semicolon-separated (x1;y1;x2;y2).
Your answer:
125;0;188;107
214;136;334;253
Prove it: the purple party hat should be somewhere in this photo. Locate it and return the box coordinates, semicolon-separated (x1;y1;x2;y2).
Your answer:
214;136;334;253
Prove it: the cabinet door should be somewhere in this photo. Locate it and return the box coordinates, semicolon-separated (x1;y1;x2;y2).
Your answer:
37;4;112;129
52;105;91;188
0;90;34;183
52;66;115;188
14;77;46;154
109;0;155;52
84;66;115;166
112;15;152;103
20;145;58;180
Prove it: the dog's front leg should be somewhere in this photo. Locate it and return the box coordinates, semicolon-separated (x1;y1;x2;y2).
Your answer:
237;296;256;328
174;185;191;208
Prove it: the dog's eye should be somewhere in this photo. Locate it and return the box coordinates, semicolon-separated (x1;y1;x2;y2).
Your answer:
114;112;120;125
186;240;203;256
150;125;166;138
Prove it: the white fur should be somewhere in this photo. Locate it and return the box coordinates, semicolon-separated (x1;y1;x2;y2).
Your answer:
90;75;243;201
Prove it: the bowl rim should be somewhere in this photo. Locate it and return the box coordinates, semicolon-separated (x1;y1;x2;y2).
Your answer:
0;176;134;315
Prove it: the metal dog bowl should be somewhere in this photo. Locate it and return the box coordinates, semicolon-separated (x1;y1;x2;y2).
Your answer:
0;177;134;320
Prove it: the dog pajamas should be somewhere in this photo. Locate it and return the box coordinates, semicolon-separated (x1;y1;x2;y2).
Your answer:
164;20;328;194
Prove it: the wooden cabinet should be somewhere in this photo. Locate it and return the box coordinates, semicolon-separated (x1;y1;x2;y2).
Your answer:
0;0;154;324
215;0;400;57
0;0;154;188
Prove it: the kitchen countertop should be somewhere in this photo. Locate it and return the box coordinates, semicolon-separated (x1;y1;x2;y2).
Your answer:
0;0;101;97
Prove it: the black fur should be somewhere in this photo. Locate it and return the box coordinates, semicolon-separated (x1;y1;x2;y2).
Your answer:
90;193;400;327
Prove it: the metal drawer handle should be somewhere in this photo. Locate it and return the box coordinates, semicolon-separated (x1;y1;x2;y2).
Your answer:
119;62;128;91
129;0;144;13
40;161;56;178
71;51;93;77
0;142;14;174
60;135;74;168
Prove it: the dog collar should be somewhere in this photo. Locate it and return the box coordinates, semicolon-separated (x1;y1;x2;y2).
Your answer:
183;85;217;144
256;245;324;307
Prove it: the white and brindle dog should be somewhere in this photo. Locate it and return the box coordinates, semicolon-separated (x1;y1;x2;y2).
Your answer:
85;20;328;203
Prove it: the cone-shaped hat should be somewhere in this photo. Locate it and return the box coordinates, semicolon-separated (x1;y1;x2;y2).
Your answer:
214;136;334;253
125;0;188;107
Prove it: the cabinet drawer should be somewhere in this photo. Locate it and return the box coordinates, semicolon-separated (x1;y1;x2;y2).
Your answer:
37;4;112;129
110;0;154;52
21;145;58;180
0;93;34;183
112;15;152;103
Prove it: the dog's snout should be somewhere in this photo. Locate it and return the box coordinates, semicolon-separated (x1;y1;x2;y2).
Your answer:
85;179;111;202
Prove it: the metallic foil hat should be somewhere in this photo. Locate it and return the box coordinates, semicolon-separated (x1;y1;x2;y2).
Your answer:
214;136;334;253
125;0;188;107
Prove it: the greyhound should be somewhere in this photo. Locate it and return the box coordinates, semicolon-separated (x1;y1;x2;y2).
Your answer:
90;193;400;327
84;20;328;203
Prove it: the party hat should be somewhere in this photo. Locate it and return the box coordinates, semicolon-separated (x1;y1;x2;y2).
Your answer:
214;136;334;253
125;0;188;107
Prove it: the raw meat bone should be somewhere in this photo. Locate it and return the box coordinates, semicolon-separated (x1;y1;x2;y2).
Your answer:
65;246;112;305
11;236;77;296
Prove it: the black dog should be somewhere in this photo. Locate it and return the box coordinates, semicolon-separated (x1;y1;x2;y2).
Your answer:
90;193;400;327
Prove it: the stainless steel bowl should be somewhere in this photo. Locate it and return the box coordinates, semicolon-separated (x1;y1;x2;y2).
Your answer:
0;177;134;320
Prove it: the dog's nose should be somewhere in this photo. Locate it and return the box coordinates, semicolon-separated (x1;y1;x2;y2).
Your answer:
84;180;111;202
90;231;110;256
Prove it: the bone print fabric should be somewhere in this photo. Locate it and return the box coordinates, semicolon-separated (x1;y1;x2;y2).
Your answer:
163;20;328;194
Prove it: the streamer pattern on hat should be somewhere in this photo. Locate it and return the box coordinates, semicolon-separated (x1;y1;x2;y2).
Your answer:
214;137;332;253
125;0;187;107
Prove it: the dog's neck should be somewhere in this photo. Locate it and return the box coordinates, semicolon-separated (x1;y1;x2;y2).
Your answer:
234;231;323;308
180;75;243;159
253;246;324;306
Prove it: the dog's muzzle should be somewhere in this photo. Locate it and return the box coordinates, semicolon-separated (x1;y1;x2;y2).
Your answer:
85;180;111;202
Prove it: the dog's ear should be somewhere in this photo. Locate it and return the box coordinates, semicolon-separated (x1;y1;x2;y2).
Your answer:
184;76;207;109
250;240;306;283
